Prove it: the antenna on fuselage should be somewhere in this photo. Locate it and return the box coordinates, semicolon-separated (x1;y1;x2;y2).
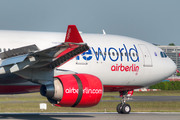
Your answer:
102;29;106;35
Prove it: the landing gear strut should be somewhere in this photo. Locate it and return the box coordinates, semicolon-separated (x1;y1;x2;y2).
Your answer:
116;91;132;114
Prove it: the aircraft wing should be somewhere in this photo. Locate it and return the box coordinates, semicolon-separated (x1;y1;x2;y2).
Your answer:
0;25;89;74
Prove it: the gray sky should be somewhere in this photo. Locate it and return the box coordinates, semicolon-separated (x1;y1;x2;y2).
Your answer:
0;0;180;45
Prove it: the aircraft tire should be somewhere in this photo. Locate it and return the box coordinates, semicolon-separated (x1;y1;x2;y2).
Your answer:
116;103;123;114
121;103;131;114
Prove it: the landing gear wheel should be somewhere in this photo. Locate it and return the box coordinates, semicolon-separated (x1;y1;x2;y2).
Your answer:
121;103;131;114
116;103;123;114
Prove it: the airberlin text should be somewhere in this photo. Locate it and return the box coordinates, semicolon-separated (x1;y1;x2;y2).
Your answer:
111;64;139;71
65;87;102;94
111;64;139;75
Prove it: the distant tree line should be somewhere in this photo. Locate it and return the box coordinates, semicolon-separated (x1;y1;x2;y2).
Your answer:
150;81;180;90
168;43;175;46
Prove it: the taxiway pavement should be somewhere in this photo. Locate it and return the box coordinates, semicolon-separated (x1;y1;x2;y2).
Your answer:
0;112;179;120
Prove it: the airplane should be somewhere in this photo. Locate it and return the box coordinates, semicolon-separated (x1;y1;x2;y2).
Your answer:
0;25;176;114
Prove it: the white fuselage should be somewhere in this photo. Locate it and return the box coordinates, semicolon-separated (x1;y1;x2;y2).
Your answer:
0;30;176;87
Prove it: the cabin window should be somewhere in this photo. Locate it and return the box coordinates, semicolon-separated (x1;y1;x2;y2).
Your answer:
160;51;167;58
160;52;164;58
125;53;127;56
116;52;119;56
133;53;135;57
121;52;123;56
163;52;167;58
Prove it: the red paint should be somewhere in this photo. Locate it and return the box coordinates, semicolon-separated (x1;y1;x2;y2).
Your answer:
65;25;83;43
127;90;134;96
54;74;103;108
111;64;139;72
75;74;103;107
103;85;142;92
0;85;40;94
55;74;79;107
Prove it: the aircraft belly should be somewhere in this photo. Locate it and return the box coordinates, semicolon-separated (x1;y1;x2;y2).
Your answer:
0;73;40;94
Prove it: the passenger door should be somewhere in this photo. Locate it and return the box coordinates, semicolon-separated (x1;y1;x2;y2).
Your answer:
138;44;152;67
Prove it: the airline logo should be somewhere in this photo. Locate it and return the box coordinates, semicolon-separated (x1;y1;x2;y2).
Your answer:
76;44;140;75
76;44;139;62
111;64;139;75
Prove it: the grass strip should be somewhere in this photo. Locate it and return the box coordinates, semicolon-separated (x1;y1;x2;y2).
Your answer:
0;101;180;112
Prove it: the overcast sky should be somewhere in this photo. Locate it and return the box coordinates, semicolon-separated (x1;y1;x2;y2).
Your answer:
0;0;180;45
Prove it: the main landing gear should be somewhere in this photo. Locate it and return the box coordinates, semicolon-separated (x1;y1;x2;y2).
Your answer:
116;91;133;114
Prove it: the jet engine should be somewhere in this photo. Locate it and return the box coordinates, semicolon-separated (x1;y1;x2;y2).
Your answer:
40;74;103;107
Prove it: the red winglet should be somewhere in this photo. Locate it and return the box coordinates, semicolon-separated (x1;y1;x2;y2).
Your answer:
65;25;83;43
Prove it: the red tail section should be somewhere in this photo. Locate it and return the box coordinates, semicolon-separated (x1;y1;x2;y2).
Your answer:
65;25;83;43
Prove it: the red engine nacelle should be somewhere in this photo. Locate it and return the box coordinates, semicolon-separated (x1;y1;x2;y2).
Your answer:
40;74;103;108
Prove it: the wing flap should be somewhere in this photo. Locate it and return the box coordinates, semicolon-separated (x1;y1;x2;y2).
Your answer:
0;54;28;67
0;44;39;60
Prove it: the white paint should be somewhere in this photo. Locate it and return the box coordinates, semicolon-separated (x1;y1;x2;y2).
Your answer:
0;30;176;88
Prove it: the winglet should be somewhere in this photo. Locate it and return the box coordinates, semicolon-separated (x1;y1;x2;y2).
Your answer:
65;25;83;43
